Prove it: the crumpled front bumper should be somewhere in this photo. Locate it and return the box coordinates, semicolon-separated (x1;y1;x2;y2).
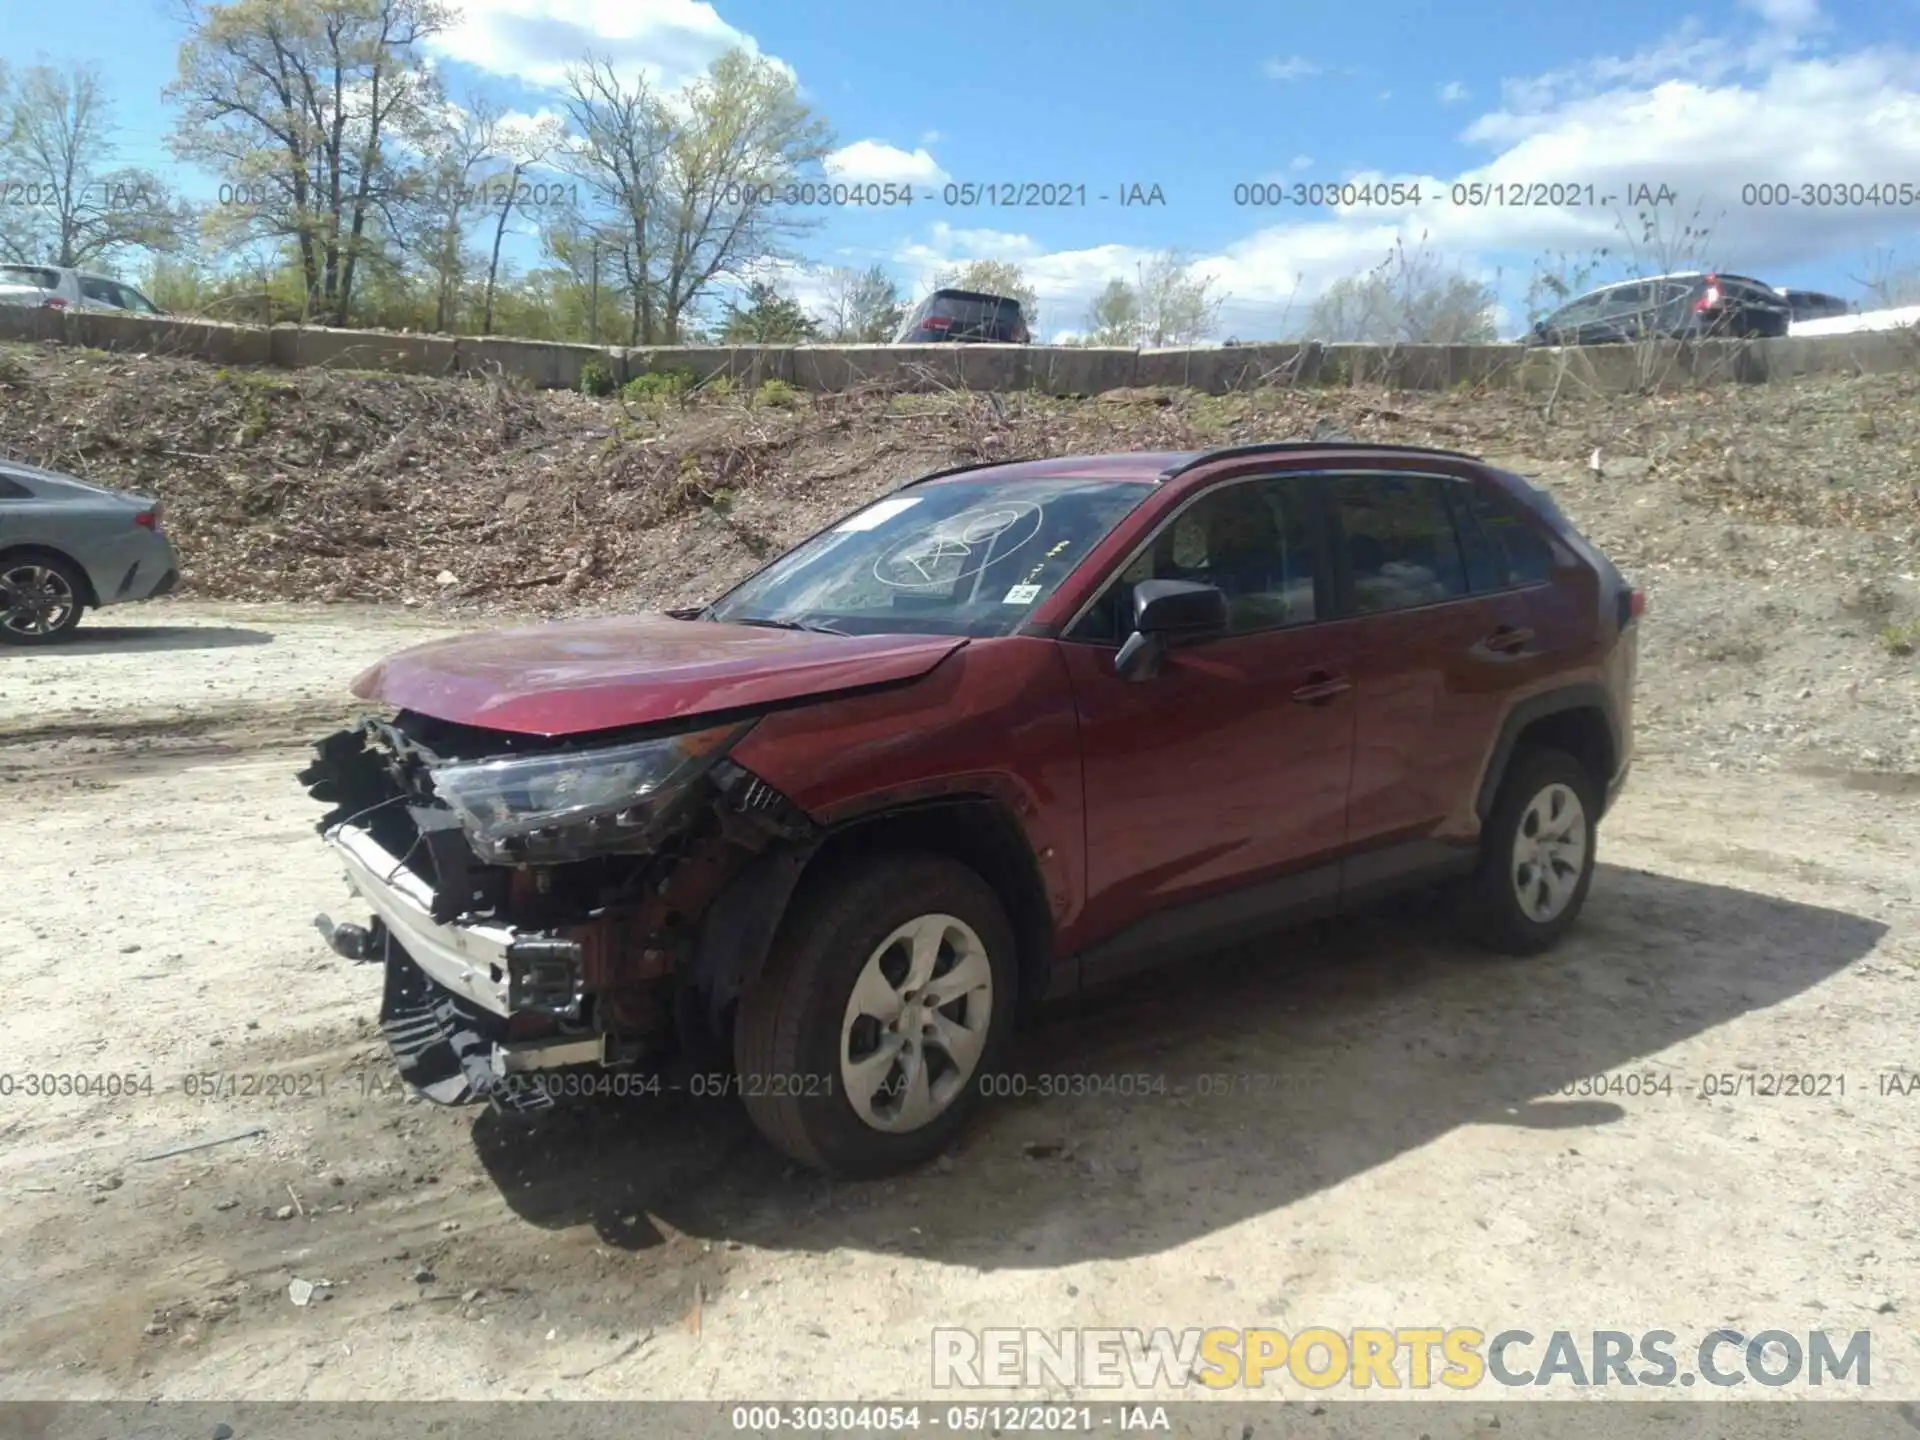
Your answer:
322;822;603;1113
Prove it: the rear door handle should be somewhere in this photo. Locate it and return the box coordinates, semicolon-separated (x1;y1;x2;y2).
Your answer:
1291;672;1351;705
1481;626;1535;655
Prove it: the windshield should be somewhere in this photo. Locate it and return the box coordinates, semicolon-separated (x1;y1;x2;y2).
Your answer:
704;476;1154;637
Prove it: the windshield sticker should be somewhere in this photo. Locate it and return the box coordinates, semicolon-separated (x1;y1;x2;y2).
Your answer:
1002;583;1042;604
835;495;923;533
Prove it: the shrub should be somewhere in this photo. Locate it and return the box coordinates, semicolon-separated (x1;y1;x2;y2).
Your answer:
624;368;696;402
755;378;801;408
579;360;615;397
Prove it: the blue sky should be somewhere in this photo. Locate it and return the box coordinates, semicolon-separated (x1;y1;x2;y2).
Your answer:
12;0;1920;338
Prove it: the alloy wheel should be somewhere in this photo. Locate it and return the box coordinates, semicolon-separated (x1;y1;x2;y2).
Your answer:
839;913;994;1134
1510;782;1589;923
1;564;76;638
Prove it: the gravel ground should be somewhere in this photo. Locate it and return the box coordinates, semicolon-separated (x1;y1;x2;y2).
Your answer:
0;597;1915;1405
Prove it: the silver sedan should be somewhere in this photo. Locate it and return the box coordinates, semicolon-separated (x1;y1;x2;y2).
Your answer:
0;462;180;645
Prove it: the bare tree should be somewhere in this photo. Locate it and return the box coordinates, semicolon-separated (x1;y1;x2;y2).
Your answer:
167;0;452;325
0;62;182;267
1851;248;1920;309
393;97;502;330
560;48;832;345
819;262;902;340
1133;248;1225;346
1305;234;1497;344
477;110;564;334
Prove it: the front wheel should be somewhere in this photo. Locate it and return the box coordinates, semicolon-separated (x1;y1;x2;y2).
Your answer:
1455;747;1599;955
734;854;1017;1177
0;554;87;645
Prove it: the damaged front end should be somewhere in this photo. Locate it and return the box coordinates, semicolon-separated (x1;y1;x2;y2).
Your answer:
297;711;817;1114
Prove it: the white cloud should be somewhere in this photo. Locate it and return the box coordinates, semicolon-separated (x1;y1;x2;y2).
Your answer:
1742;0;1821;32
1291;154;1314;171
920;129;942;144
1438;81;1470;104
1262;56;1321;82
824;141;948;186
427;0;779;91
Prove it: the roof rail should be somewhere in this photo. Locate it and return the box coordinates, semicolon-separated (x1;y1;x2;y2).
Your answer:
895;456;1039;489
1158;440;1482;481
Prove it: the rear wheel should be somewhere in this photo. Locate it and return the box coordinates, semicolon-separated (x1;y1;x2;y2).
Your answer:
0;554;86;646
1456;747;1599;955
734;854;1016;1177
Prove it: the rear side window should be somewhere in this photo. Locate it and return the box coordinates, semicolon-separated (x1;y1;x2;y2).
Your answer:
0;265;59;289
1457;485;1558;589
79;276;119;304
0;475;31;499
1333;473;1469;614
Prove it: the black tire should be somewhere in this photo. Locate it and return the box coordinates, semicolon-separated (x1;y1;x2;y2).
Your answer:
1455;746;1599;955
0;552;87;646
733;852;1017;1178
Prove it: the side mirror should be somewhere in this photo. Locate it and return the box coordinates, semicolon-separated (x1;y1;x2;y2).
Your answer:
1115;579;1228;681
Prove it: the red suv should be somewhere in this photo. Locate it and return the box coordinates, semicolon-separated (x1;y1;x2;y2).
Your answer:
303;442;1640;1176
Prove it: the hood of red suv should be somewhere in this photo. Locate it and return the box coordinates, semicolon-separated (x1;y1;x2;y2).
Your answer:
350;614;968;736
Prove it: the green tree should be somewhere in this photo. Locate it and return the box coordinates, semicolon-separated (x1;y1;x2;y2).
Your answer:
167;0;452;325
1084;277;1140;345
719;278;818;342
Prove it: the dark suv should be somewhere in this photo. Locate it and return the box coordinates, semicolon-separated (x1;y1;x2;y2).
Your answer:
1526;272;1789;345
892;288;1030;343
302;443;1640;1177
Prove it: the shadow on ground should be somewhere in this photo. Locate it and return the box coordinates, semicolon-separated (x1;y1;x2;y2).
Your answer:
3;625;274;657
470;862;1887;1265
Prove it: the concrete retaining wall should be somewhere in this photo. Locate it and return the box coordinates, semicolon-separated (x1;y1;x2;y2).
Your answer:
1;304;1914;395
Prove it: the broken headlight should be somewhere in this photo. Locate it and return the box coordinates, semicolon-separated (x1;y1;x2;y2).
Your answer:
428;720;752;863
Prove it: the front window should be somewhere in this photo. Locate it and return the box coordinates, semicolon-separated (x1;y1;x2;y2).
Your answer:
704;476;1154;637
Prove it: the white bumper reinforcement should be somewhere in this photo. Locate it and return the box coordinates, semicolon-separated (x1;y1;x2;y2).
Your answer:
326;821;515;1019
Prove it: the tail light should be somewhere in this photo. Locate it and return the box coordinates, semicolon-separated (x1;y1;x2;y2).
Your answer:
1694;277;1722;312
1617;587;1645;629
41;296;67;310
921;315;952;332
135;506;162;533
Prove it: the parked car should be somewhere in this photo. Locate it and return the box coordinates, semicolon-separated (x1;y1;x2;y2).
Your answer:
1524;272;1789;345
302;442;1641;1176
892;288;1030;343
0;462;179;645
0;264;165;316
1776;288;1853;323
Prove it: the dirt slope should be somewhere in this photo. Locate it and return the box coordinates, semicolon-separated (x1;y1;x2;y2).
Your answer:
4;340;1918;775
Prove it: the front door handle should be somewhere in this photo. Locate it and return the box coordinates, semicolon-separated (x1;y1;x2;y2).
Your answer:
1291;671;1351;705
1481;625;1535;655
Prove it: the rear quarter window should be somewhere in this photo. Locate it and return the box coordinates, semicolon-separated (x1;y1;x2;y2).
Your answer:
0;475;32;499
1461;486;1559;588
1;265;60;289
